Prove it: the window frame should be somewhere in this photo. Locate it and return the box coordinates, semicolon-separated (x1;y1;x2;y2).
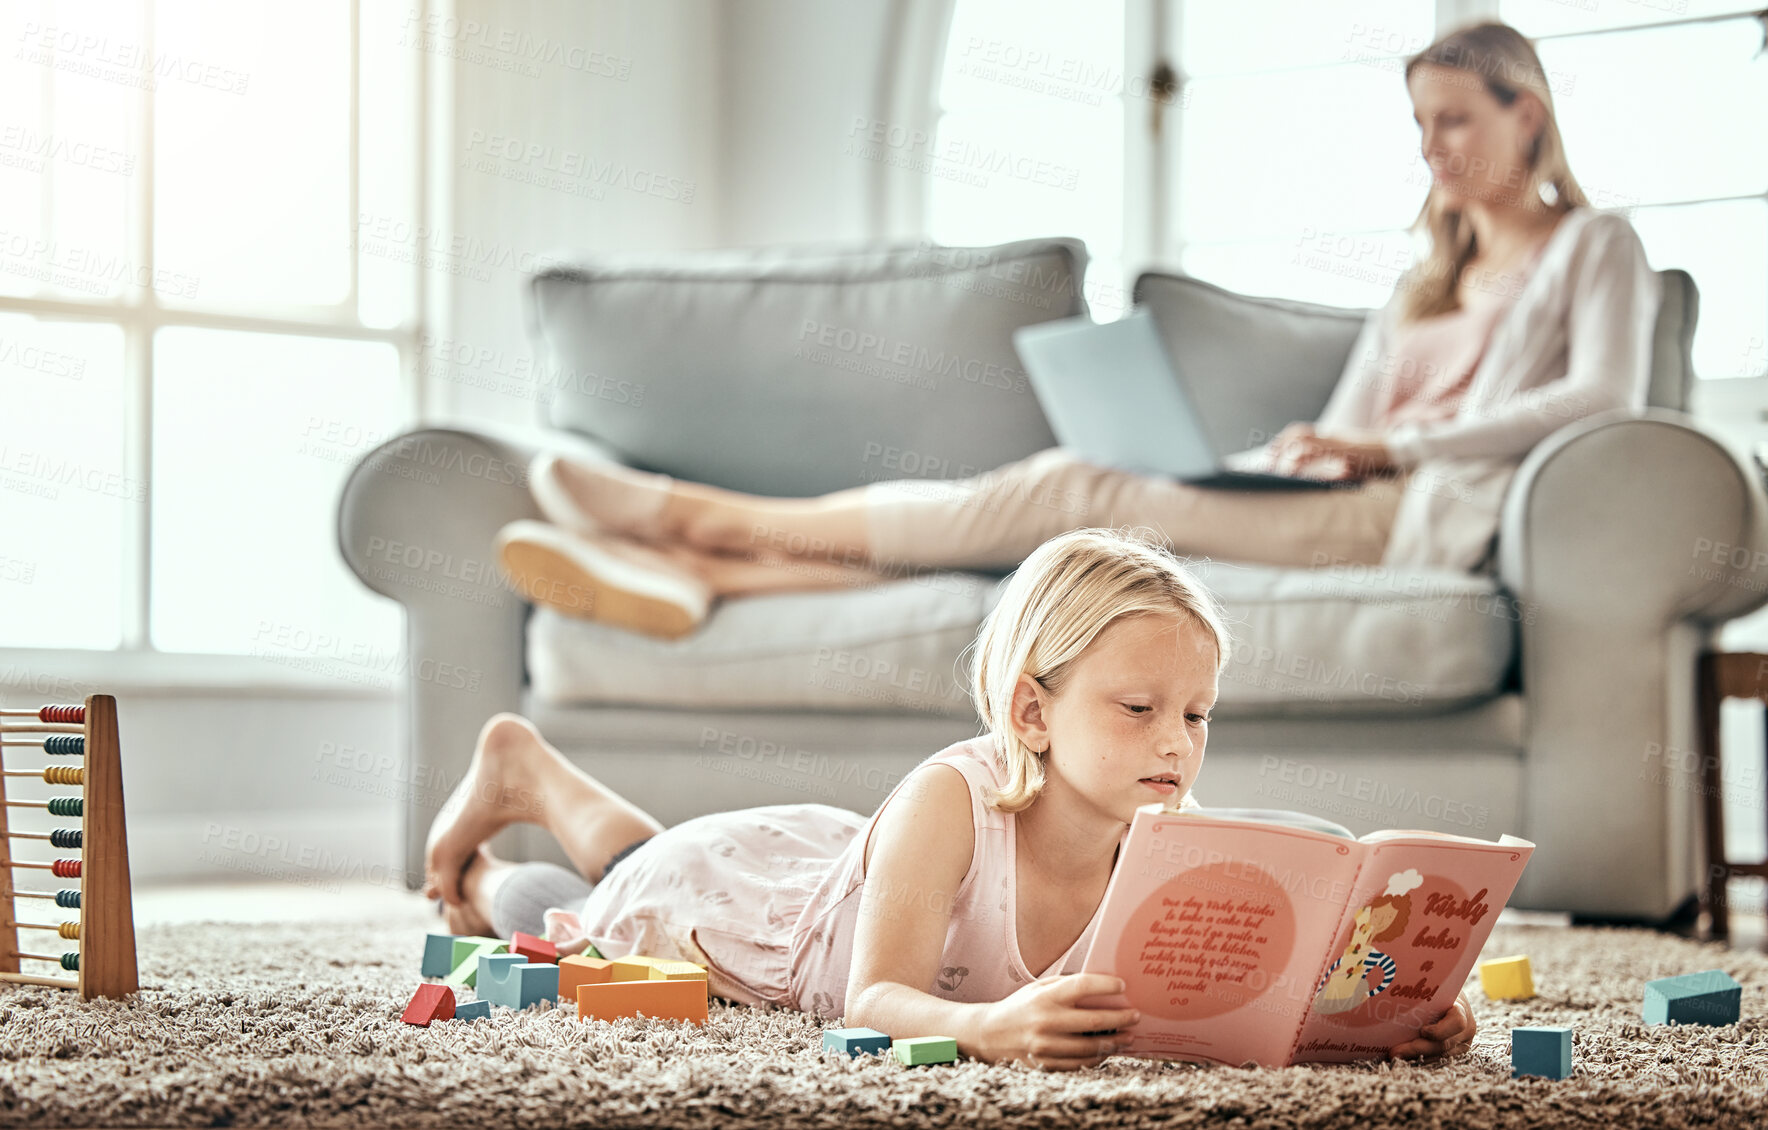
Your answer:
0;0;431;694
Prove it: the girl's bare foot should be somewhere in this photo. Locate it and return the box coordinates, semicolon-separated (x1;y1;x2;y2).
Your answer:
423;714;549;905
424;713;665;907
437;846;514;937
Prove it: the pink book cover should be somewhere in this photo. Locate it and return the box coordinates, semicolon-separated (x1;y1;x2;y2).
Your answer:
1076;804;1533;1067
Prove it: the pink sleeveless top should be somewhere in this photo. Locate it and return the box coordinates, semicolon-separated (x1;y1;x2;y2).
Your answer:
785;732;1126;1020
1368;239;1552;432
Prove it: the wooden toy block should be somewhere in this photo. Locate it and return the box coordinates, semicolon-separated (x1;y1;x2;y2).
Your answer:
1644;969;1742;1026
511;931;558;964
577;978;708;1025
823;1027;892;1057
443;939;508;988
1478;955;1535;1001
559;955;617;1002
1511;1026;1572;1079
611;956;669;982
648;960;709;981
401;983;456;1026
478;953;562;1010
422;933;464;978
892;1036;958;1065
452;999;492;1022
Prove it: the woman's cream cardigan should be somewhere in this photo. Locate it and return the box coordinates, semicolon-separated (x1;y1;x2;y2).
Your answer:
1316;205;1663;573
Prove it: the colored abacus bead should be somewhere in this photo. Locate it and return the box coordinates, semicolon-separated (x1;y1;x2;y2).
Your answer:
46;797;82;817
52;859;81;878
44;766;83;786
50;829;81;849
40;705;84;723
43;736;84;756
59;952;78;971
58;922;79;940
54;889;80;909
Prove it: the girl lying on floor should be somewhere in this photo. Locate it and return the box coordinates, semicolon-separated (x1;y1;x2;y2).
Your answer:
423;526;1476;1070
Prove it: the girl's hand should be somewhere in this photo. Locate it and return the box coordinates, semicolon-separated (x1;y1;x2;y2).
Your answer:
1270;423;1394;478
1390;988;1477;1061
974;973;1142;1071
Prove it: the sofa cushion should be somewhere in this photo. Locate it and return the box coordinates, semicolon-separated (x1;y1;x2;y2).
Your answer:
526;238;1088;499
528;560;1518;718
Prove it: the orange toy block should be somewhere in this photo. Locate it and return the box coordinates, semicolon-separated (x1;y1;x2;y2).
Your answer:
559;954;617;1001
577;978;708;1025
401;982;456;1026
511;931;559;964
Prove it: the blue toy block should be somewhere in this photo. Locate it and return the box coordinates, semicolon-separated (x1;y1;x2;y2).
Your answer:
452;1000;493;1022
422;933;463;978
1643;969;1742;1026
478;953;562;1010
1511;1026;1573;1079
823;1027;892;1058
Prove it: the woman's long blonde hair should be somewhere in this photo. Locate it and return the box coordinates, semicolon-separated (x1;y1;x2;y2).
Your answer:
1397;21;1589;325
962;527;1233;814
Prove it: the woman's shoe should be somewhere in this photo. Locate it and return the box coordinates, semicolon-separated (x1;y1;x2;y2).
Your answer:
494;519;713;640
528;451;674;541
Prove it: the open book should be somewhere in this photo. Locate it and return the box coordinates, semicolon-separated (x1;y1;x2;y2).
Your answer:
1077;804;1533;1067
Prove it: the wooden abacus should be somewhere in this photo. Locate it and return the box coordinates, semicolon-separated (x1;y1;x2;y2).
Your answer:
0;695;137;1000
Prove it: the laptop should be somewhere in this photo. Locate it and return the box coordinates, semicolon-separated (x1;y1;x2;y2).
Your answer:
1012;308;1360;491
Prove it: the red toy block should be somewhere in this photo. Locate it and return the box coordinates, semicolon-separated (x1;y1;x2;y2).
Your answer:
401;982;456;1026
511;931;559;964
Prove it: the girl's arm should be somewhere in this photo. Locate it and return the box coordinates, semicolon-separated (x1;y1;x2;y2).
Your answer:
843;764;1139;1069
842;764;984;1048
1382;214;1661;468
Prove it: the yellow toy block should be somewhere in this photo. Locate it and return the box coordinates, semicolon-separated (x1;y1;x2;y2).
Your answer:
611;962;661;983
558;955;617;1002
649;960;709;981
1479;954;1535;1000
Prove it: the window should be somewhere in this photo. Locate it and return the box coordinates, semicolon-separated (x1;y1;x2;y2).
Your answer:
926;0;1133;319
0;0;422;678
1171;0;1767;381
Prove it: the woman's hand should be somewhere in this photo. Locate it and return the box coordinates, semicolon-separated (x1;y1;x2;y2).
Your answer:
1389;987;1478;1061
973;973;1142;1070
1269;423;1395;478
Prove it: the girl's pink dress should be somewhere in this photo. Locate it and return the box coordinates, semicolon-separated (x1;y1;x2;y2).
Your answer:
542;732;1140;1021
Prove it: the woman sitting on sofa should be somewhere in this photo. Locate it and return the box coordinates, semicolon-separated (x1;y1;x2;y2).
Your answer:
494;20;1662;641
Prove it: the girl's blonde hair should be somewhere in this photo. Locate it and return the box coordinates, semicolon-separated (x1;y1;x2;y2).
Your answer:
1397;21;1588;326
962;527;1233;814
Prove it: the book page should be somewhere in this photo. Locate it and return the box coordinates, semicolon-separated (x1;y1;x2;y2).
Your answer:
1288;835;1532;1064
1077;807;1369;1068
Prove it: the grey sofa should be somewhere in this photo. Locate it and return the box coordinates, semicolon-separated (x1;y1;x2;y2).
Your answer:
337;235;1768;924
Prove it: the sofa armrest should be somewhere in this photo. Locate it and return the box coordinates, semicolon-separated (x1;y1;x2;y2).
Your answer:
337;426;625;884
1497;408;1768;919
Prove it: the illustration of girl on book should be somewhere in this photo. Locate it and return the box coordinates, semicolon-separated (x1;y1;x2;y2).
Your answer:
1310;870;1422;1015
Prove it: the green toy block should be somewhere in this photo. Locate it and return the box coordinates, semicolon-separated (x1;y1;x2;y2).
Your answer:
452;999;493;1021
892;1035;958;1066
443;937;508;988
1511;1026;1572;1079
422;932;463;978
479;953;562;1010
824;1027;892;1057
1643;969;1742;1026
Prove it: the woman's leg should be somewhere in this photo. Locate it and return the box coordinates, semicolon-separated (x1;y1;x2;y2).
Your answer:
554;446;1410;579
423;713;665;907
548;456;877;564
